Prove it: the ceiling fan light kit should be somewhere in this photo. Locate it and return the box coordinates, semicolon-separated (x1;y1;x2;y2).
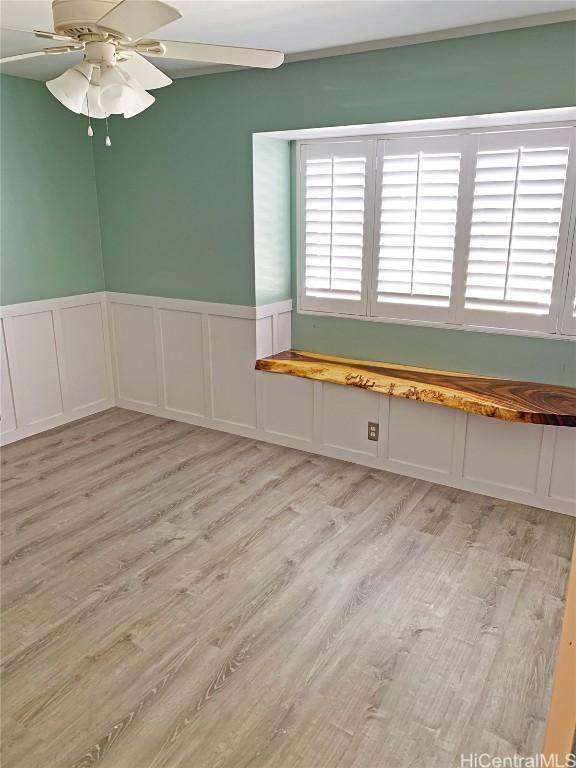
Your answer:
1;0;285;147
98;63;135;113
81;82;107;118
121;74;155;117
46;59;92;113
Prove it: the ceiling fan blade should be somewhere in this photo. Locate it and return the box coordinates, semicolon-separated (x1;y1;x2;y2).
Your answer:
97;0;182;42
117;52;171;89
0;45;81;64
146;40;284;69
0;26;76;42
0;50;47;64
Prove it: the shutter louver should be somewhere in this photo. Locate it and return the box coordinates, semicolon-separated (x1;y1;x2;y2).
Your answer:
465;142;570;316
302;142;370;310
374;138;462;318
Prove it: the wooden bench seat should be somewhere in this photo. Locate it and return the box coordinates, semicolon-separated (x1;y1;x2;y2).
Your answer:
256;350;576;427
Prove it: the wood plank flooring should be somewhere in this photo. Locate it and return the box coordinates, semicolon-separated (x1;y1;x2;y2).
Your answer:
1;407;574;768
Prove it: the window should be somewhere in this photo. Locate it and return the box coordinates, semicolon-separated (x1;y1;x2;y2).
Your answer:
298;125;576;336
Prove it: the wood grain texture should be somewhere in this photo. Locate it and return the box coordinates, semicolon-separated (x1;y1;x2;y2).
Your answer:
255;350;576;426
1;408;575;768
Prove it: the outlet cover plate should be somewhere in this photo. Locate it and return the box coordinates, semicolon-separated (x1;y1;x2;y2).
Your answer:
368;422;379;441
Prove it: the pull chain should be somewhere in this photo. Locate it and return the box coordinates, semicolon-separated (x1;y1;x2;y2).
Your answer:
87;98;93;137
105;114;111;147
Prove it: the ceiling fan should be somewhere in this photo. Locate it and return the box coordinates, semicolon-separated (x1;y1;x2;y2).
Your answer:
0;0;284;141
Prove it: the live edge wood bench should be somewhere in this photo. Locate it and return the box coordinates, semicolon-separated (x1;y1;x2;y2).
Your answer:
255;350;576;427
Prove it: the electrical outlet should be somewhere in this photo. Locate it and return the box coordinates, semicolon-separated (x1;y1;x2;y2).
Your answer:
368;422;379;441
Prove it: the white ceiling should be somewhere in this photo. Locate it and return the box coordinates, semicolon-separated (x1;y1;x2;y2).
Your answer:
1;0;575;80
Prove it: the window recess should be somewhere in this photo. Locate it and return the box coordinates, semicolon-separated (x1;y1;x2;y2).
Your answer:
297;124;576;337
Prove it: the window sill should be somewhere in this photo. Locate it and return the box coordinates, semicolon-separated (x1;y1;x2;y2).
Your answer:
296;307;576;341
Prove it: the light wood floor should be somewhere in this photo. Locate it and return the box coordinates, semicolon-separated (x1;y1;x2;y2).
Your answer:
1;408;574;768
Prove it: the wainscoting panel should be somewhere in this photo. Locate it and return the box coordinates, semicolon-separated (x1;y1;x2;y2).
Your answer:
256;316;274;359
387;397;456;475
273;311;292;354
462;415;544;493
3;310;63;428
59;302;111;412
159;309;205;417
0;323;17;438
209;315;258;429
2;292;574;516
548;428;576;504
262;373;314;441
0;293;114;444
321;383;379;457
111;302;159;407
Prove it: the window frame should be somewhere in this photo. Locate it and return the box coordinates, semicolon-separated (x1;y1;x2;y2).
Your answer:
296;119;576;339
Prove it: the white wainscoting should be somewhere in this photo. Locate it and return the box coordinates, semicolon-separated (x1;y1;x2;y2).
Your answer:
2;291;574;517
107;292;575;517
1;293;114;444
107;293;293;436
258;373;575;517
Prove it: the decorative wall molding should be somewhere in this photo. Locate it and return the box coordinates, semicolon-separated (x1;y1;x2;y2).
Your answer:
106;292;292;320
1;291;574;517
106;292;575;517
106;292;292;432
0;293;114;444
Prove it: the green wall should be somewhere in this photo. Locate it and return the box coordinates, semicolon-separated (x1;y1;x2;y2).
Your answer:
94;22;576;306
2;23;575;384
253;135;291;304
0;75;104;304
292;314;576;387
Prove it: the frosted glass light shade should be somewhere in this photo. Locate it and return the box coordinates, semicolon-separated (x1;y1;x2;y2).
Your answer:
99;66;136;115
123;87;155;118
80;84;107;118
118;69;155;118
46;62;92;114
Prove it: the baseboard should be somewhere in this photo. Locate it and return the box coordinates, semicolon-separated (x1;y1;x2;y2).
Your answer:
1;398;116;446
116;394;575;517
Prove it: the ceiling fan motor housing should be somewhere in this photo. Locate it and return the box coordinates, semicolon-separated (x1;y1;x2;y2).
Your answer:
52;0;119;37
84;40;116;65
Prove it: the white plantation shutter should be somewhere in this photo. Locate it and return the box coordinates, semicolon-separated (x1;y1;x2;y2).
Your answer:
371;135;464;321
461;128;573;331
300;141;374;314
297;124;576;335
